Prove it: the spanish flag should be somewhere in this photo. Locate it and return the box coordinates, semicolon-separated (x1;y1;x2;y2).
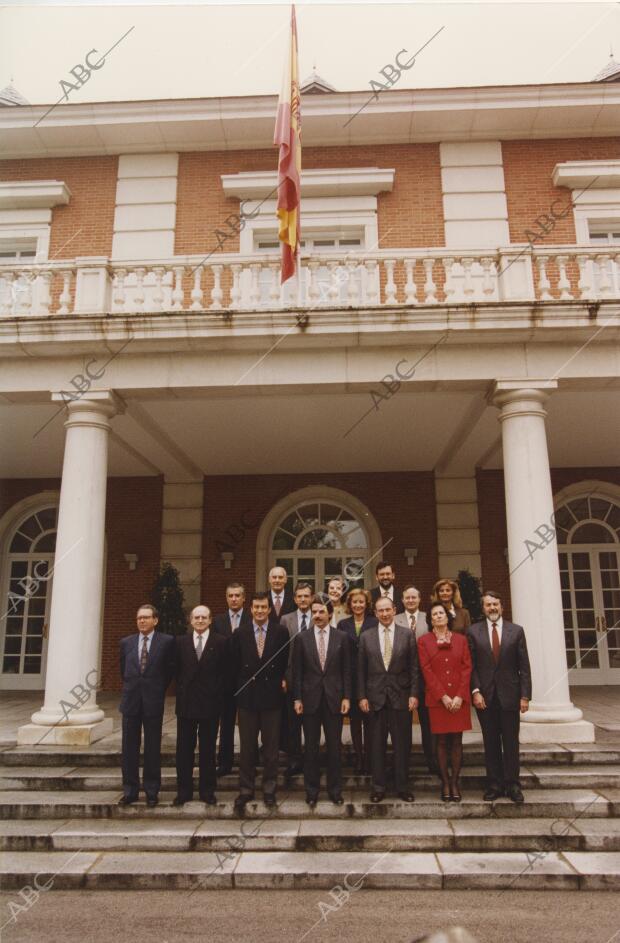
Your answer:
274;5;301;284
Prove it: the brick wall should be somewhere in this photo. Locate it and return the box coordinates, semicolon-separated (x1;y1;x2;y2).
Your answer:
476;465;620;621
202;471;439;614
175;144;445;256
0;476;162;693
0;156;118;258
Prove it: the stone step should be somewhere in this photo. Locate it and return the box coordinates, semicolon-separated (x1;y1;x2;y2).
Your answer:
1;744;618;768
1;849;619;890
2;816;620;853
1;765;619;792
0;788;617;820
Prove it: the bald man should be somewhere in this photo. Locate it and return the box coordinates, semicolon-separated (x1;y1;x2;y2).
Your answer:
174;605;228;806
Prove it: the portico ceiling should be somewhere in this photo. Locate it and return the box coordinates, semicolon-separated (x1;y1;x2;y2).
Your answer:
2;387;618;481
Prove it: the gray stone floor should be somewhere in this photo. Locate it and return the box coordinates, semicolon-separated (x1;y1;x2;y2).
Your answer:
1;889;619;943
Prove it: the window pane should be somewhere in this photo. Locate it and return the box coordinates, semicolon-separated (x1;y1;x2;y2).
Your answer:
23;656;41;674
576;609;595;628
575;590;594;608
279;512;305;537
599;552;619;569
299;504;320;527
25;636;43;655
297;558;315;576
589;498;611;521
2;656;20;674
568;499;589;520
298;528;338;550
3;636;22;655
36;507;57;530
16;514;43;541
563;611;573;629
9;561;28;580
571;553;590;570
272;529;295;550
9;533;30;552
27;618;44;635
571;523;614;544
555;507;576;531
573;571;592;589
33;532;56;552
605;506;620;531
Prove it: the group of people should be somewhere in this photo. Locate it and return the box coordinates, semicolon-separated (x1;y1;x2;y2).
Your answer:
118;563;532;813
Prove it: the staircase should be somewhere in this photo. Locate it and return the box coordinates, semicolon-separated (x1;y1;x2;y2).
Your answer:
1;743;619;891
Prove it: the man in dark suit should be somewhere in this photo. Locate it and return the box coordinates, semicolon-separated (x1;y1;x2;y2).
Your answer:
358;597;418;802
232;592;289;813
370;561;405;615
212;581;252;776
119;604;175;807
280;581;314;777
174;604;228;806
263;565;296;618
293;596;351;806
395;584;437;774
467;590;532;803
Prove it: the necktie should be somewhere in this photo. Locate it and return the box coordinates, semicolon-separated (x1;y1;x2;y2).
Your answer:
140;637;148;673
274;596;282;616
382;589;390;597
383;627;392;669
318;628;326;670
492;624;500;664
231;612;239;631
301;613;307;631
256;625;266;657
196;634;203;658
409;613;415;631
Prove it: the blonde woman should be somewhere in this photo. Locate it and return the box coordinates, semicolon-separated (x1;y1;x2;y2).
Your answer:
430;579;471;633
338;588;377;773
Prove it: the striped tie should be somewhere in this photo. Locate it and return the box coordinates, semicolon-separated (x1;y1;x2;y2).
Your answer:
383;627;392;669
140;637;148;673
256;625;266;657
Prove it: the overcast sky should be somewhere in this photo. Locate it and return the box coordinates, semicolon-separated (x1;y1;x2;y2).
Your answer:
1;1;619;105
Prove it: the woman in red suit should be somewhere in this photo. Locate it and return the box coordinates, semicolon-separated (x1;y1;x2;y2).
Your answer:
418;602;472;802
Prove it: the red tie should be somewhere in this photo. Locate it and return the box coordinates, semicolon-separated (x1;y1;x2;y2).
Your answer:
492;625;500;664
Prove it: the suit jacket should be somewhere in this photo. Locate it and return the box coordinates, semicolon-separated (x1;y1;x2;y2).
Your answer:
280;609;314;689
260;587;296;618
358;623;419;711
339;615;377;701
467;620;532;710
417;631;472;707
212;608;253;639
395;610;428;637
451;606;471;633
370;585;405;615
395;610;428;696
293;626;351;715
119;631;176;717
232;620;290;712
175;630;228;719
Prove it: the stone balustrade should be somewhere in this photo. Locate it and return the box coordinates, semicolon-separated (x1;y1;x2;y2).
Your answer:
0;246;618;318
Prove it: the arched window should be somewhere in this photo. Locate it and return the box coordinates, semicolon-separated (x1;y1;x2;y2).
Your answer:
270;500;370;594
1;505;57;686
555;491;620;681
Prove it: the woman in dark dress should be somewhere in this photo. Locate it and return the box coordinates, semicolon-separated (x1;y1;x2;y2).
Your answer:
431;579;471;633
338;588;378;773
418;602;472;802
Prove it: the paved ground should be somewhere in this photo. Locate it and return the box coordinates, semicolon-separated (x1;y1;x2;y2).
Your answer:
1;890;619;943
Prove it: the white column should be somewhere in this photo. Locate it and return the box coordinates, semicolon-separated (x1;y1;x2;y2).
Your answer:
492;381;594;742
18;392;122;746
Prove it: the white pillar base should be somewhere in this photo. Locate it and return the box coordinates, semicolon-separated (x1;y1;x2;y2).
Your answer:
17;718;113;746
519;719;595;744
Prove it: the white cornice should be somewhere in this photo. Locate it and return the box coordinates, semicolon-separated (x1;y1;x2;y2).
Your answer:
1;83;620;159
0;180;71;209
221;167;394;199
553;160;620;189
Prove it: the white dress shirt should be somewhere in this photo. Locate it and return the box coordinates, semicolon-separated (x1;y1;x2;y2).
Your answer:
314;623;330;655
378;621;396;659
487;616;503;646
193;629;209;651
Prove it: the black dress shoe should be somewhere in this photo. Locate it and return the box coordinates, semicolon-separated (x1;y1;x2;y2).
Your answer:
172;796;187;807
370;791;385;803
329;793;344;805
216;766;232;778
483;787;505;801
306;794;318;808
146;796;158;808
201;793;217;805
263;794;277;808
507;784;524;803
397;791;415;803
118;796;138;807
234;794;251;814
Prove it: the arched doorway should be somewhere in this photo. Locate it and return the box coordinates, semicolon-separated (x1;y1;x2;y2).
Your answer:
0;501;58;690
555;486;620;683
257;487;382;594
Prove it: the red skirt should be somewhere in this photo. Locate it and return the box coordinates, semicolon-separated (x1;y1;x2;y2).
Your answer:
428;702;472;734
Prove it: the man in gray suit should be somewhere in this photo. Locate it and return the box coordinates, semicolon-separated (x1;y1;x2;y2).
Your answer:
468;590;532;803
395;584;437;774
358;597;419;803
280;581;314;777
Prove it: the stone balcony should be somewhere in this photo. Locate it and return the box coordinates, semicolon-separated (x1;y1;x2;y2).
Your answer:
1;245;619;319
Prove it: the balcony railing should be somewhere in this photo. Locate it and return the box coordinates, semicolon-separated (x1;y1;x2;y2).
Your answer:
1;246;619;319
